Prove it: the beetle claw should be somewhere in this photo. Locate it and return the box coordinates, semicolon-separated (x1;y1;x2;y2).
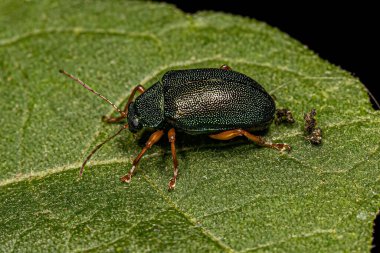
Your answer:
282;144;291;152
120;174;132;183
120;166;135;183
168;178;176;191
273;143;291;152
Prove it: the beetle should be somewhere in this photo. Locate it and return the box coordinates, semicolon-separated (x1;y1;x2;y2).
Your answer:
60;65;290;190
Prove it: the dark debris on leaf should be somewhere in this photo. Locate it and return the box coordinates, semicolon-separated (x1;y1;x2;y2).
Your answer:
304;108;322;145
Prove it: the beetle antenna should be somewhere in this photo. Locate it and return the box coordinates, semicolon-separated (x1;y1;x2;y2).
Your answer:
59;69;126;117
79;124;128;176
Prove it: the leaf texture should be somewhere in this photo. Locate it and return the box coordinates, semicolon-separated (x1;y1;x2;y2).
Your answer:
0;1;379;252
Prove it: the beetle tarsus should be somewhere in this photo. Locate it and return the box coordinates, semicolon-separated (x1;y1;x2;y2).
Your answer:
168;177;176;191
121;130;164;185
120;166;135;183
120;174;132;183
272;143;291;152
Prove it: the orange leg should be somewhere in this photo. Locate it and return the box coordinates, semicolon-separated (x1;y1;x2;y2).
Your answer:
102;85;146;123
209;129;291;151
120;129;164;183
168;128;179;191
220;64;232;70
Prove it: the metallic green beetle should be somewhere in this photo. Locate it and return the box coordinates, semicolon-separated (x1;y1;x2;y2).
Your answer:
60;65;290;190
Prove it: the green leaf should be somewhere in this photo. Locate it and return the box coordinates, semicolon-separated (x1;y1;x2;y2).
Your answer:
0;1;379;252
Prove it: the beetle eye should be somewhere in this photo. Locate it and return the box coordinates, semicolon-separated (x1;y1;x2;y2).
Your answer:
132;118;139;128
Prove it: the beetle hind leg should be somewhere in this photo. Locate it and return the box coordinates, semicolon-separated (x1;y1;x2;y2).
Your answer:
120;129;164;183
209;129;291;152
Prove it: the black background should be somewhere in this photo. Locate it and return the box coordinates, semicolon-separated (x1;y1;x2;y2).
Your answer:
162;1;379;110
162;1;379;251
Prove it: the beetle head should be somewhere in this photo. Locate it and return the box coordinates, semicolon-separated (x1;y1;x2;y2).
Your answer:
127;102;143;133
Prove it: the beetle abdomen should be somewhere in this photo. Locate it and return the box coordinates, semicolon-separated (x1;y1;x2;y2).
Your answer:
163;69;275;134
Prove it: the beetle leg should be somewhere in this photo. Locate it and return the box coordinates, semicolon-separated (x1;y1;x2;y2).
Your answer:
120;129;164;183
220;64;232;70
102;85;146;123
168;128;179;191
209;129;291;152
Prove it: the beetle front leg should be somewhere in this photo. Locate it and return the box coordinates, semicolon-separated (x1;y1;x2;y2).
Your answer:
209;129;291;152
102;85;146;123
120;129;164;183
168;128;179;191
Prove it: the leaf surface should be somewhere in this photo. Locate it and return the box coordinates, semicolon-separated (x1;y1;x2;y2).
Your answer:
0;1;379;252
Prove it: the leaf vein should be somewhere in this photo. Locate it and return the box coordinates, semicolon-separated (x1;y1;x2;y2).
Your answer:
1;116;378;187
197;194;281;219
0;28;162;48
141;173;236;252
72;209;169;252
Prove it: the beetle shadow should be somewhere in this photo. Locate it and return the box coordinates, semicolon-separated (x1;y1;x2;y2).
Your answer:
134;128;270;153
